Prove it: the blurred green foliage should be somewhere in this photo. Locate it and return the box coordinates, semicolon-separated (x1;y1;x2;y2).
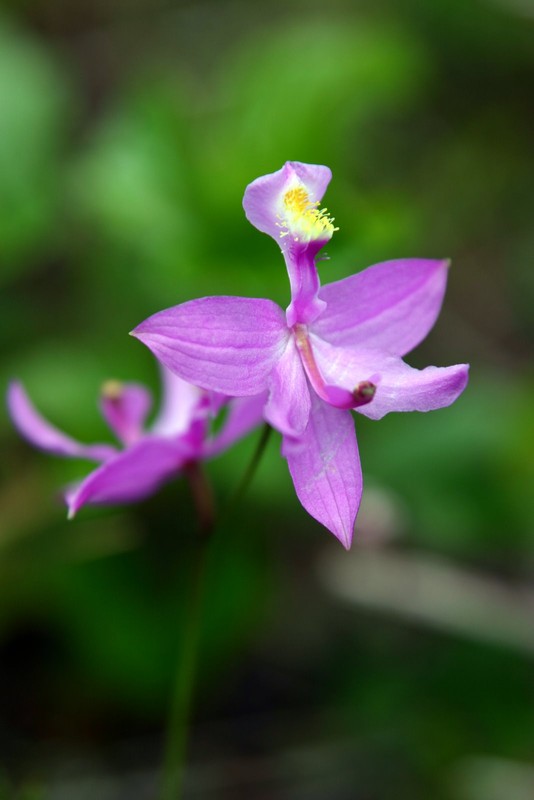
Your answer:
0;17;69;283
0;0;532;797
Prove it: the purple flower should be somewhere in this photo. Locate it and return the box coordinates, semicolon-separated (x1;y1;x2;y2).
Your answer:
132;162;469;548
7;367;264;518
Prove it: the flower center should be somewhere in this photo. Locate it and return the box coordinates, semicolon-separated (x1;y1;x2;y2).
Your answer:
279;186;338;244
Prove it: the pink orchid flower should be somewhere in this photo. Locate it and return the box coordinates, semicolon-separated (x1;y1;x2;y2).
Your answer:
7;367;264;518
132;162;469;548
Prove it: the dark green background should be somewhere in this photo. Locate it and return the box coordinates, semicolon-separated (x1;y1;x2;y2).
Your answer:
1;0;533;797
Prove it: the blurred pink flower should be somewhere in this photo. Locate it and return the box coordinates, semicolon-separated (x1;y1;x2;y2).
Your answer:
7;367;264;517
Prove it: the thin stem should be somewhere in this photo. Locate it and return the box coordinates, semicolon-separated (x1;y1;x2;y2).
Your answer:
183;461;216;539
159;425;272;800
160;536;208;800
224;423;272;519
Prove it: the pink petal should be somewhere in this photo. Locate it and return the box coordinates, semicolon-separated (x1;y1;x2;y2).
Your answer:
100;381;152;445
151;366;203;437
264;336;311;436
132;296;288;396
315;258;450;356
243;161;332;243
309;336;469;420
66;436;189;517
357;359;469;420
7;381;116;462
283;394;362;549
206;392;267;457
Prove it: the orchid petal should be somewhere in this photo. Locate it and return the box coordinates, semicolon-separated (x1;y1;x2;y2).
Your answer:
243;161;332;243
356;359;469;420
309;335;469;420
100;381;152;445
7;382;116;462
315;259;450;356
264;336;311;436
206;392;267;457
151;366;202;437
65;436;189;517
283;394;361;549
132;297;288;396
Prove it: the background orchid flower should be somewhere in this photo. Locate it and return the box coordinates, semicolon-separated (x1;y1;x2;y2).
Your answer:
132;162;469;548
7;367;265;518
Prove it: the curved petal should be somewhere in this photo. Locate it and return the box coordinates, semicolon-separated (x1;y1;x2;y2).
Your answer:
132;296;288;396
282;394;361;549
264;336;311;436
315;258;450;356
65;436;189;517
206;392;267;457
7;381;116;462
100;381;152;445
243;161;332;243
309;336;469;420
356;359;469;420
151;366;202;437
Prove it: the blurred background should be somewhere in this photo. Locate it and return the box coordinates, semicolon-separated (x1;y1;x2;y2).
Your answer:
1;0;533;797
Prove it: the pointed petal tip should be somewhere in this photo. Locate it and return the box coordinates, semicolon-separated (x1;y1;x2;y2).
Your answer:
65;486;81;519
456;363;470;393
129;326;157;349
437;257;451;271
423;257;450;270
336;526;354;551
66;493;79;519
129;319;153;339
450;362;470;388
312;512;354;550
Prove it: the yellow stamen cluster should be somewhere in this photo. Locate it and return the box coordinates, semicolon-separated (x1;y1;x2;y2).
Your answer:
278;186;338;243
101;379;124;400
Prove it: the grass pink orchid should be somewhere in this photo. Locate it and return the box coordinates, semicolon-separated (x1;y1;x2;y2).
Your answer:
7;367;264;518
132;162;469;548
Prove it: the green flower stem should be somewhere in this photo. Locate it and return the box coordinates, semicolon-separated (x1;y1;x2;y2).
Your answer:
159;425;272;800
184;460;216;540
224;423;272;519
160;529;208;800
